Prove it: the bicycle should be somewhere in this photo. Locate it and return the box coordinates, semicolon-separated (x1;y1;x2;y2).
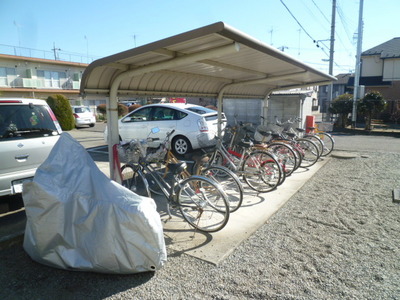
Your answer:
146;139;244;213
304;124;335;156
276;116;334;157
194;129;284;193
270;117;320;168
118;128;230;233
233;120;299;178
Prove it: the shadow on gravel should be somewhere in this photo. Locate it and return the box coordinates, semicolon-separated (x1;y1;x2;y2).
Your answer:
0;243;156;299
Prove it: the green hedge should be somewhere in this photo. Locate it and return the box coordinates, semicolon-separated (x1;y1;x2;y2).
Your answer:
46;94;75;131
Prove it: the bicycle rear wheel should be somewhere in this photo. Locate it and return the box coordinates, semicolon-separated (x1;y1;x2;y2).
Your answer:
317;132;335;156
177;175;230;232
200;165;244;212
267;142;297;176
242;150;282;192
304;134;324;157
120;164;151;197
296;138;320;168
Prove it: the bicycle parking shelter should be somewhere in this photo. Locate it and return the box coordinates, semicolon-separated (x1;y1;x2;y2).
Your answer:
80;22;336;180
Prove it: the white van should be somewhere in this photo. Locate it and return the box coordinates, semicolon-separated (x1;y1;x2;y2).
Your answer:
0;98;62;197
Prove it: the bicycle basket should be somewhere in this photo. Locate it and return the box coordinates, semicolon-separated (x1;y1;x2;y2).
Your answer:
118;143;139;163
146;145;167;163
118;139;147;163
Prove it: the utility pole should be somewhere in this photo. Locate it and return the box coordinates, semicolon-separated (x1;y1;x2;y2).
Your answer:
269;27;274;45
326;0;336;121
84;35;89;63
352;0;364;128
52;42;61;60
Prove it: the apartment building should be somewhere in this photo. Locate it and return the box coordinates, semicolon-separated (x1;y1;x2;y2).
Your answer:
0;53;105;109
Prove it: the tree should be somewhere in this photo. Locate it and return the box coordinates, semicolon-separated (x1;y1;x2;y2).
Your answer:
358;91;386;130
328;93;354;128
390;108;400;124
46;94;75;130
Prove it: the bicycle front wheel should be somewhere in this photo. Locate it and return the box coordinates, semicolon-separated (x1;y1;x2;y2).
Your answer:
200;165;244;212
177;175;230;232
242;150;282;192
120;164;151;198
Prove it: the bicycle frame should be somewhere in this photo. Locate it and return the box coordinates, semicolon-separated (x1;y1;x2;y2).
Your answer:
138;161;179;204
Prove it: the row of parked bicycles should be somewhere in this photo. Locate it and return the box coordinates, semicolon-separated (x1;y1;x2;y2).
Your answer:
116;117;335;234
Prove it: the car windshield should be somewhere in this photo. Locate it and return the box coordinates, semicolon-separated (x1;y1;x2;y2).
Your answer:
0;104;58;140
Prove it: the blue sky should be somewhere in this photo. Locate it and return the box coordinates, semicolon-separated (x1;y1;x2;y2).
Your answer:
1;0;399;75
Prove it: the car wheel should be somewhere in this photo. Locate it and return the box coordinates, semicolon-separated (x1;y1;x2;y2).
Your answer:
89;123;95;127
172;136;192;156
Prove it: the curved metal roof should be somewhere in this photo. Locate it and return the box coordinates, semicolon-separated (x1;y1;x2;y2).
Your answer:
80;22;336;181
80;22;336;98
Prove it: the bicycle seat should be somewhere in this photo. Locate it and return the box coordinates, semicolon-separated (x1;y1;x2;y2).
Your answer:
271;132;281;139
296;128;305;132
308;126;316;131
258;129;271;137
238;140;253;148
167;162;187;175
286;132;296;138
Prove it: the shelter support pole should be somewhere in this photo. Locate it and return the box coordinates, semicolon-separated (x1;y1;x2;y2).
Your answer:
108;78;123;182
217;91;225;138
262;92;272;126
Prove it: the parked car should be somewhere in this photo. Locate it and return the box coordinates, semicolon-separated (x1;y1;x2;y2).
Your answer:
72;105;96;128
104;103;227;156
0;98;62;197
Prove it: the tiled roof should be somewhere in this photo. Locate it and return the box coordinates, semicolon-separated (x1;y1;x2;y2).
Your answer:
362;37;400;58
334;73;353;85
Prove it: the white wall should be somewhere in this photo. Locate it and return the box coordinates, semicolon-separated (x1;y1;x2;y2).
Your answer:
223;98;263;126
223;94;314;130
383;59;400;81
361;56;383;77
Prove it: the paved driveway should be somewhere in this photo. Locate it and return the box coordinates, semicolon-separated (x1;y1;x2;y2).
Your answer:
332;131;400;153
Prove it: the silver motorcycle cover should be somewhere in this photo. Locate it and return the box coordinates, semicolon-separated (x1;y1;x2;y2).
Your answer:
22;133;167;274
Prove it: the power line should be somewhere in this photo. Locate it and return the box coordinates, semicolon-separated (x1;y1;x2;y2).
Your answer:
279;0;315;43
311;0;330;24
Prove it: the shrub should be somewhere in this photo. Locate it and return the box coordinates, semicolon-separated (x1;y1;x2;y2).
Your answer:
128;104;142;112
96;103;130;120
358;91;386;130
46;94;75;130
328;93;354;128
97;103;107;115
118;104;129;116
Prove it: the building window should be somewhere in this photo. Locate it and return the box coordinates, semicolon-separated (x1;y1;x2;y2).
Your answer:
37;70;66;88
0;67;17;87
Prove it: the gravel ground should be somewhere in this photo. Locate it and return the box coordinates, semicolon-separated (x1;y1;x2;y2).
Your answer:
1;151;399;299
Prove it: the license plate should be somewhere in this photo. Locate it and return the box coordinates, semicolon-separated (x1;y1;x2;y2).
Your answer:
12;178;33;194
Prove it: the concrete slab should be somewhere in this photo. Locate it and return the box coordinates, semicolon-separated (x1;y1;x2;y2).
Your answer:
76;157;331;264
153;158;331;264
0;156;330;263
330;150;358;159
